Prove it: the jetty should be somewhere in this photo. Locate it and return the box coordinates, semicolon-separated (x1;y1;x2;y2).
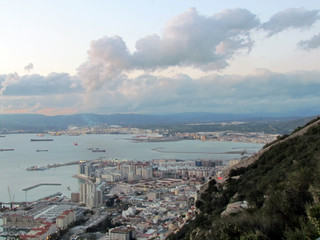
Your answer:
25;160;89;171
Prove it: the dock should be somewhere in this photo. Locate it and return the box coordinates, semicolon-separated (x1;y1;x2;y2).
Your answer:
25;160;89;171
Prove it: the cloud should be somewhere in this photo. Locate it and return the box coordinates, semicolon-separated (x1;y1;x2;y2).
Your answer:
261;8;320;36
24;63;34;72
2;69;320;116
78;8;260;91
298;32;320;50
0;73;83;96
79;70;320;116
2;7;320;117
0;72;19;95
77;36;130;91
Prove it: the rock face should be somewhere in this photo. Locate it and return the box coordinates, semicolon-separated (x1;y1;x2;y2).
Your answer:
221;201;249;217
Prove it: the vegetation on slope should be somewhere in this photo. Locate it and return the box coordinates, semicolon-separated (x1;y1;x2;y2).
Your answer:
169;117;320;240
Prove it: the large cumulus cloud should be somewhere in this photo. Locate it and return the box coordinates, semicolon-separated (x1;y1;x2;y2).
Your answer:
78;7;320;93
78;8;260;91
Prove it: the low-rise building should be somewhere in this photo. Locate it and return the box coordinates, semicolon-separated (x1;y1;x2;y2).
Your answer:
19;222;56;240
109;226;135;240
56;210;75;229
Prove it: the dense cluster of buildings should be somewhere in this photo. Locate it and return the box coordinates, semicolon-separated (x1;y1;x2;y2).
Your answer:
72;159;220;208
1;200;79;239
49;158;222;239
177;131;278;144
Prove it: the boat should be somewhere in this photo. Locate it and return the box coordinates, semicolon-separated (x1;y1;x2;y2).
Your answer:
0;148;14;151
92;148;106;152
73;142;78;146
0;135;5;137
30;139;53;141
26;166;47;171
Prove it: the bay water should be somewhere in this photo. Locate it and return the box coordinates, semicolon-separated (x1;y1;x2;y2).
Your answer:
0;133;262;202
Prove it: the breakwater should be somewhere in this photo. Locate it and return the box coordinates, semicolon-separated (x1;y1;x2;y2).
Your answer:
22;183;62;191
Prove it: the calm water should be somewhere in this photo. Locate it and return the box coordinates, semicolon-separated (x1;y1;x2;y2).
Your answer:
0;134;262;202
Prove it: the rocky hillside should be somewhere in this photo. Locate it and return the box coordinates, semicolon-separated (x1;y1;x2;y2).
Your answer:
169;116;320;240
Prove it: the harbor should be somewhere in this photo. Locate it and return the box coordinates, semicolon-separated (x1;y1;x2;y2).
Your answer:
0;133;262;203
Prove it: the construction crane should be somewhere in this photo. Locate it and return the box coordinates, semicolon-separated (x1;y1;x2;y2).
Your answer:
7;186;12;203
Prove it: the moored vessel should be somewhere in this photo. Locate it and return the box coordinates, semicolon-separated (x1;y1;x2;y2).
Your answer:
92;148;106;152
30;139;53;141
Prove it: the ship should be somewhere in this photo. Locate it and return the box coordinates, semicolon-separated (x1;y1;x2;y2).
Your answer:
0;148;14;151
92;148;106;152
30;139;53;141
36;149;48;152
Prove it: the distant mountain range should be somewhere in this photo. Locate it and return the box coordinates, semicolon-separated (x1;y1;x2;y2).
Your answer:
0;113;317;134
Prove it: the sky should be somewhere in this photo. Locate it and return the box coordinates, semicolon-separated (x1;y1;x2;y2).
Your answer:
0;0;320;117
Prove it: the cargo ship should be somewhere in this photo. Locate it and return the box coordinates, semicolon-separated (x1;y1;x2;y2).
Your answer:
36;149;49;152
92;148;106;152
30;139;53;141
0;148;14;151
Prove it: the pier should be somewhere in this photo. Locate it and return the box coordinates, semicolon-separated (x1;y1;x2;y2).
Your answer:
26;160;89;171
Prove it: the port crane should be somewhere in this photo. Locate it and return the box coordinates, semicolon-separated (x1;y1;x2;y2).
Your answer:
7;186;12;203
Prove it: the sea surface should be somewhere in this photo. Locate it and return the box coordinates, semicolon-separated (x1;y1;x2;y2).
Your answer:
0;133;263;202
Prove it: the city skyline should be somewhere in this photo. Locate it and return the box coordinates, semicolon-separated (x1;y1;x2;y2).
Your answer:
0;0;319;116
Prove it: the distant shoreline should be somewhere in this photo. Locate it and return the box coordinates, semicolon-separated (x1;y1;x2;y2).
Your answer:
151;147;246;155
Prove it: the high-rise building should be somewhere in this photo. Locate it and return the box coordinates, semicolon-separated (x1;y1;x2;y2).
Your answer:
78;163;86;175
141;168;152;180
79;181;104;208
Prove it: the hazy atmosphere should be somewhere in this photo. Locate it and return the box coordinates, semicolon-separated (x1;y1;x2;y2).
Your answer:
0;0;319;117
